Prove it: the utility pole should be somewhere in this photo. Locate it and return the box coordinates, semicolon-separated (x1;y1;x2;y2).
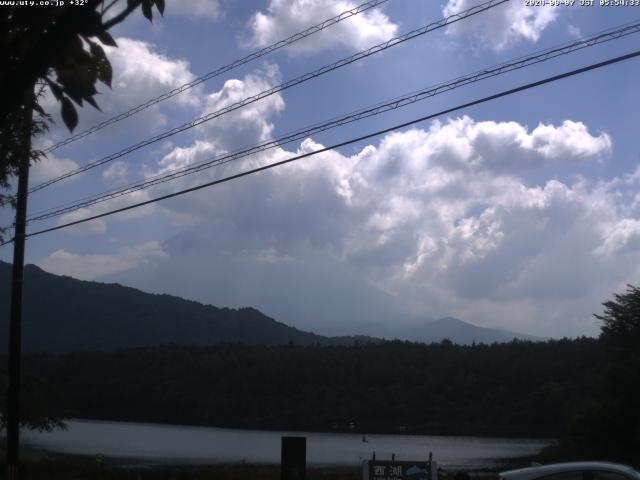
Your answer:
6;89;33;480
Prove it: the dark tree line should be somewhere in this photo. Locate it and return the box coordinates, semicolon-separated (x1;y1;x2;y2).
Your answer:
8;337;602;439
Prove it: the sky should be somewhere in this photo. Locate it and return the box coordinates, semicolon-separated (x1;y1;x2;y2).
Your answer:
3;0;640;338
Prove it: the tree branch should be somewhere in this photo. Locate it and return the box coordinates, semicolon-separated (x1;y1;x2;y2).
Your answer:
101;0;122;19
102;0;142;30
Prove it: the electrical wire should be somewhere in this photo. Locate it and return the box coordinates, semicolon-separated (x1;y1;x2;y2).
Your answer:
0;48;635;247
44;0;391;154
25;20;640;223
28;0;508;194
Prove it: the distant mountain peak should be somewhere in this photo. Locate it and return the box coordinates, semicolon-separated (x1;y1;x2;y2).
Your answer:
409;316;543;344
429;316;468;326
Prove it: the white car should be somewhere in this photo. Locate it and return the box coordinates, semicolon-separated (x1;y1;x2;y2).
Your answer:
501;462;640;480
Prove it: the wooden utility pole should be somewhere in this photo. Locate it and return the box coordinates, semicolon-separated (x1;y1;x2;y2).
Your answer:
6;90;33;480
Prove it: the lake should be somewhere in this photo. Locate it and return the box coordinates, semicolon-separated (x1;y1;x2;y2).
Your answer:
22;419;551;469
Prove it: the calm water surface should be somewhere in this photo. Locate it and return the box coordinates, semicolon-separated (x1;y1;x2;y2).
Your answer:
22;419;551;468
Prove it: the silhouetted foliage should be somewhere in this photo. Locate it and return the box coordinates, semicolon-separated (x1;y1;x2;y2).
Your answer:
596;284;640;349
0;365;66;433
543;285;640;467
0;0;165;238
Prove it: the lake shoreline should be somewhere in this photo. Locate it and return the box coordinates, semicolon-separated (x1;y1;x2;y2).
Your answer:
59;416;554;440
46;417;557;443
18;419;551;472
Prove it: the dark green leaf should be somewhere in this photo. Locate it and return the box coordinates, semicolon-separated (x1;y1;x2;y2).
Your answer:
155;0;165;15
46;78;64;100
59;75;96;102
88;40;103;58
90;41;112;88
62;86;84;107
67;35;91;65
97;31;117;47
142;0;153;21
97;61;113;88
61;96;78;132
57;53;99;104
85;95;101;112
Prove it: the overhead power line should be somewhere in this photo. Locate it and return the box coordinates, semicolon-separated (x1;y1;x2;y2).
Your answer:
25;21;640;223
44;0;391;154
1;48;635;247
28;0;508;194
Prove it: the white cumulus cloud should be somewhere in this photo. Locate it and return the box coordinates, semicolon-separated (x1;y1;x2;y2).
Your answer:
246;0;398;54
166;0;222;21
151;64;285;180
38;242;168;281
442;0;558;51
102;161;130;186
105;37;197;108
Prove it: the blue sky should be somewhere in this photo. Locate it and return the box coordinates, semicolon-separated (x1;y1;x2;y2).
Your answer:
3;0;640;338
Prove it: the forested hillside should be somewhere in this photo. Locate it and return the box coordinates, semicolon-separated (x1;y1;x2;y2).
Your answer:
0;262;332;351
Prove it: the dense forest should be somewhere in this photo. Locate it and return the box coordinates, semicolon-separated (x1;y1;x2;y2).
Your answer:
6;338;602;439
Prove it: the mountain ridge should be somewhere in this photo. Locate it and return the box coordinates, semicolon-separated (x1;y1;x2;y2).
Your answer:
0;261;335;352
399;316;544;344
0;261;541;351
